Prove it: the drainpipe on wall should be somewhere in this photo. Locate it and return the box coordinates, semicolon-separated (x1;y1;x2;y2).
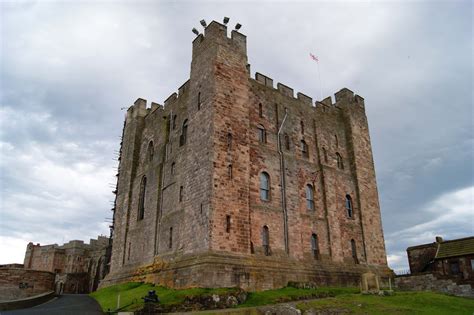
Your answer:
277;108;289;255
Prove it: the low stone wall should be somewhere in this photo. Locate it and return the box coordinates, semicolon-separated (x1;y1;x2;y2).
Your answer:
0;268;55;301
101;251;393;291
395;273;474;298
0;291;55;311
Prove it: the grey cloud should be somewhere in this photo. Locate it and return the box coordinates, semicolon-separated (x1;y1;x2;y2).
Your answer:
1;1;472;270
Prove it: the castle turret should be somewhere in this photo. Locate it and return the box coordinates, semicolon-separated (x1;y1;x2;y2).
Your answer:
189;21;252;254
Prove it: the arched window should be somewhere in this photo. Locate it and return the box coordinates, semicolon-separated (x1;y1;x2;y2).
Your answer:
258;103;263;118
300;120;304;134
227;133;232;151
336;152;344;169
301;140;309;158
262;225;270;256
351;239;358;264
179;185;183;202
147;141;154;161
180;119;188;146
306;184;315;211
197;92;201;110
284;133;290;150
260;172;270;201
345;194;353;218
323;147;328;163
138;176;146;220
172;115;177;130
257;125;266;143
311;234;320;259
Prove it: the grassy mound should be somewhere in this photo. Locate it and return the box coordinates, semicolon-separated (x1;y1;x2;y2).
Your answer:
242;286;358;307
296;291;474;315
90;282;239;312
90;282;474;314
90;283;358;312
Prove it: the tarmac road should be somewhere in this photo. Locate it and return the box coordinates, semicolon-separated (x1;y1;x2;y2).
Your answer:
1;294;104;315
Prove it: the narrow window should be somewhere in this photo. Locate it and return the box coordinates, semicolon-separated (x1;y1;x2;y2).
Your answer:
262;225;270;256
306;184;315;211
228;164;233;179
179;186;183;202
284;133;290;150
147;141;154;161
351;239;358;264
336;152;344;169
258;103;263;118
180;119;188;146
275;104;279;129
450;261;461;274
172;115;177;130
311;234;320;259
257;125;266;143
323;147;328;163
300;120;304;134
138;176;147;220
226;215;231;233
197;92;201;110
335;134;339;147
260;172;270;201
171;162;175;175
127;242;131;261
200;203;203;215
346;194;353;218
227;133;232;151
169;227;173;249
250;241;255;254
301;140;309;158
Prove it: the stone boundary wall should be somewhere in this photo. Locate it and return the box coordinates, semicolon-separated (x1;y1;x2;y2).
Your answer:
101;252;393;291
0;268;55;301
395;273;474;298
0;291;55;311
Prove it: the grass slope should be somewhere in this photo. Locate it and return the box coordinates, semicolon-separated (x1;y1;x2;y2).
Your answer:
242;286;358;307
297;291;474;315
90;282;239;312
90;282;474;314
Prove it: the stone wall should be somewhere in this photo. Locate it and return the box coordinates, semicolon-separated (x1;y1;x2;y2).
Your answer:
0;268;55;301
407;242;438;273
396;273;474;298
22;236;109;293
101;252;392;291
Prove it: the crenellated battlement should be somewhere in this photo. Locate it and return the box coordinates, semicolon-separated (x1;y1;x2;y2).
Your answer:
253;72;364;111
192;20;247;59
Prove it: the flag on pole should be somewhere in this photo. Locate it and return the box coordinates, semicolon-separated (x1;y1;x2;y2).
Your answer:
309;53;319;62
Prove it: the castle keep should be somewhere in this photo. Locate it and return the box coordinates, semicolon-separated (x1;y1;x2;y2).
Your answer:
101;21;391;290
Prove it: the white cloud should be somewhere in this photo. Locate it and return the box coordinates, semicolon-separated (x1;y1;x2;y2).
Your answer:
0;1;472;270
386;186;474;271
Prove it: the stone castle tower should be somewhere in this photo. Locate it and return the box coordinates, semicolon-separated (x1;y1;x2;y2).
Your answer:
101;21;391;290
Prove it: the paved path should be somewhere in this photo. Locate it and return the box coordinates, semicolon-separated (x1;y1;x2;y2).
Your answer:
2;294;103;315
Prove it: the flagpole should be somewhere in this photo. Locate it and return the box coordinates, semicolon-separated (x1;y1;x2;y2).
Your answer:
309;52;323;102
317;60;322;101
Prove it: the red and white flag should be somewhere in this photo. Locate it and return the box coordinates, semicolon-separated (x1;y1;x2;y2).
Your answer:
309;53;319;62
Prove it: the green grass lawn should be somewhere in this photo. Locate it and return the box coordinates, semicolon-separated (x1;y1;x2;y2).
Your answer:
296;291;474;315
90;282;474;314
89;282;239;312
241;286;359;307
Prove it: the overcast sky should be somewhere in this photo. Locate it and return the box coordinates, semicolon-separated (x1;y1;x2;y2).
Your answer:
0;0;472;272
